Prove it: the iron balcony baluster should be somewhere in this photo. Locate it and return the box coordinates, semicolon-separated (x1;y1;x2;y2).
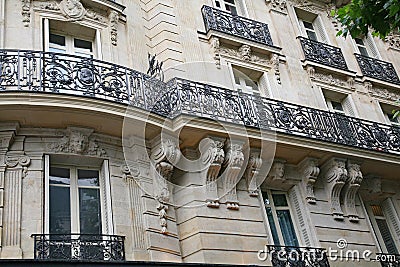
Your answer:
355;54;400;85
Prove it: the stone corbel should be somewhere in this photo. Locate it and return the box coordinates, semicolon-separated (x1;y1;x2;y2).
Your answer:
343;160;363;222
244;150;262;197
222;141;245;210
109;10;119;46
21;0;31;27
210;37;221;69
150;138;181;234
200;136;225;208
322;158;348;220
297;157;320;204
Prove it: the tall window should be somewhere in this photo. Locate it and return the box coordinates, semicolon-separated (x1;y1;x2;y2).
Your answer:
215;0;238;15
367;201;400;254
262;190;299;246
49;166;102;235
322;90;357;117
380;103;400;126
354;35;379;59
231;65;270;96
295;8;328;43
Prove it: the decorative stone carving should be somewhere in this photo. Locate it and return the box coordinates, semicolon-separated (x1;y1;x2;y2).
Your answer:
5;154;31;178
200;137;225;208
109;11;119;46
238;44;252;61
308;67;354;89
265;0;287;14
364;81;373;92
244;151;262;197
385;32;400;51
21;0;31;27
297;158;320;204
360;175;395;202
222;141;245;210
210;37;221;69
343;161;363;222
368;86;400;102
151;138;181;234
48;127;107;157
59;0;86;20
120;164;140;181
267;159;286;183
323;158;348;220
290;0;318;12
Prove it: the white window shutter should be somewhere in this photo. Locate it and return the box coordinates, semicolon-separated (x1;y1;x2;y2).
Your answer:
258;73;271;98
100;160;114;235
382;198;400;245
366;34;380;59
313;17;328;43
342;95;356;117
288;186;313;247
236;0;248;17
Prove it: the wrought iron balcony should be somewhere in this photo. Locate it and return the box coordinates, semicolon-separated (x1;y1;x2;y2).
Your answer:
267;245;330;267
298;37;348;71
1;50;400;156
377;253;400;267
201;5;274;46
31;234;125;261
355;54;400;85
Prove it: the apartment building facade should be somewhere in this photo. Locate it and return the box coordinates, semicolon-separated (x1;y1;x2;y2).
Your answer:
0;0;400;266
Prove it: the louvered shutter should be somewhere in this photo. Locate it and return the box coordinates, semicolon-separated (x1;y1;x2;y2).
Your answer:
258;73;271;98
313;16;328;44
236;0;248;17
342;95;356;117
382;199;400;253
365;34;380;59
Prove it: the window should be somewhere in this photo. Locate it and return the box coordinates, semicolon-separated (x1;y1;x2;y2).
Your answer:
295;8;328;43
49;166;102;235
322;90;356;116
46;20;97;58
215;0;238;15
231;65;270;96
380;103;400;126
262;190;299;246
354;35;379;59
366;200;400;254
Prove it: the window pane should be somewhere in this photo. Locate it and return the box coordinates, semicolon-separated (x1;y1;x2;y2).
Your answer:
49;33;65;46
355;38;364;45
50;167;70;185
74;39;92;52
215;0;221;8
331;101;344;111
277;210;299;247
303;21;314;30
262;192;270;205
376;218;399;254
306;30;318;41
266;207;280;245
78;170;99;186
49;186;71;234
79;188;102;234
226;5;237;15
359;46;369;56
272;194;288;207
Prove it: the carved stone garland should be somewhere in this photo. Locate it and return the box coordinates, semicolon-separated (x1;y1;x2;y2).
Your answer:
222;141;245;210
244;151;262;197
323;158;348;220
343;161;363;222
151;139;181;234
201;137;225;208
22;0;31;27
265;0;288;14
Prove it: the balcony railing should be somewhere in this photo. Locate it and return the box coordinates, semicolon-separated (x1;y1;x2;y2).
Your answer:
377;253;400;267
298;37;348;71
31;234;125;261
355;54;400;85
267;245;330;267
201;5;274;46
1;50;400;156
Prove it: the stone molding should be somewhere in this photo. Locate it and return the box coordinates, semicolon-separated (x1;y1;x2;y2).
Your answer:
368;84;400;102
200;136;225;208
307;66;355;90
22;0;31;27
48;127;107;157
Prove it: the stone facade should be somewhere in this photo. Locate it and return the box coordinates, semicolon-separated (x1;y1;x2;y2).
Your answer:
0;0;399;266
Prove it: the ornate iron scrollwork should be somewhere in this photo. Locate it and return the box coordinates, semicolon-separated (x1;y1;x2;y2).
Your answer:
267;245;330;267
355;54;400;85
298;37;348;71
31;234;125;261
201;5;274;46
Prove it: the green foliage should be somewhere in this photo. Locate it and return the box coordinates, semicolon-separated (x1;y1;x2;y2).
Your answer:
332;0;400;39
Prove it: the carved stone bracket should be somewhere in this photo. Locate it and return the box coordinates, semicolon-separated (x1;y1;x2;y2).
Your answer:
109;11;119;46
343;160;363;222
222;141;245;210
200;136;225;208
244;150;262;197
297;157;320;204
322;158;348;220
48;127;107;157
22;0;31;27
150;138;181;234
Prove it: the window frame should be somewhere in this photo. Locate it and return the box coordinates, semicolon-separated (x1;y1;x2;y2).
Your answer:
294;7;329;44
44;155;113;236
352;34;380;59
260;189;301;246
